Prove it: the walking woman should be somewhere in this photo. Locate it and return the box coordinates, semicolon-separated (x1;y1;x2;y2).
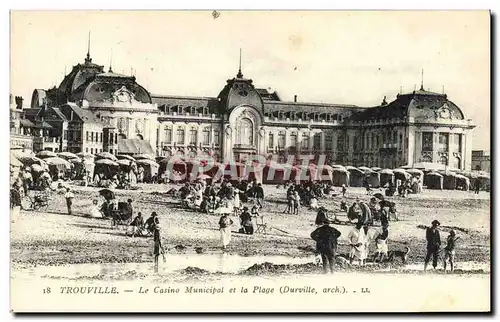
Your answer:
219;213;233;250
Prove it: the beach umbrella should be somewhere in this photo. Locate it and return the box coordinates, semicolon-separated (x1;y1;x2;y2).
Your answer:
95;152;118;161
345;165;357;171
11;149;35;159
379;168;393;175
36;150;58;159
393;168;407;175
136;159;158;167
57;152;78;160
134;154;155;161
117;159;133;166
371;167;382;172
76;152;95;159
18;156;45;167
94;158;119;166
197;174;211;180
30;164;45;172
99;188;116;200
44;157;71;167
10;156;23;168
68;157;82;163
117;154;136;161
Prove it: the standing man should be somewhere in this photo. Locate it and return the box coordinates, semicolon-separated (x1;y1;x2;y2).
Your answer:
153;223;164;273
64;187;74;216
10;182;22;217
424;220;441;272
254;183;265;209
310;218;342;274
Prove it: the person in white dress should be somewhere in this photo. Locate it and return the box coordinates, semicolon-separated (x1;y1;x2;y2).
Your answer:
89;199;104;218
233;188;241;216
348;222;367;266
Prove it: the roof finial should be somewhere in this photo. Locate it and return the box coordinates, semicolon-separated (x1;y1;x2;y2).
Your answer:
109;48;113;73
237;48;243;78
420;68;424;91
85;31;92;64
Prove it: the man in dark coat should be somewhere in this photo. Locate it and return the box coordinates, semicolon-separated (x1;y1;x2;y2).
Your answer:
254;183;265;209
424;219;441;272
310;219;342;274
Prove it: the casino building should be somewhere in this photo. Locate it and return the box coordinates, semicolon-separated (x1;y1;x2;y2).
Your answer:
14;49;476;170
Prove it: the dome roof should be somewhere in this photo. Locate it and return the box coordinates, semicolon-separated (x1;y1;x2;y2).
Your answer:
52;54;151;105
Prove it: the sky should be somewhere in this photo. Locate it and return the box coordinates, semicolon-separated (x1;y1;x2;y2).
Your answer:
10;10;490;150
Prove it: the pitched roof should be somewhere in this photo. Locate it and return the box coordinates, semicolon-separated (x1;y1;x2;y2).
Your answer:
51;107;68;122
19;119;35;127
64;103;103;125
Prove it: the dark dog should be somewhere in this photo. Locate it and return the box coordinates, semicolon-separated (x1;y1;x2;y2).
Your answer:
387;246;410;264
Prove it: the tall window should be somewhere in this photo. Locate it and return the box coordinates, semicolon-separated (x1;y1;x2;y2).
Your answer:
290;132;297;147
399;133;403;149
202;128;210;145
422;132;433;151
325;132;333;150
268;133;274;148
301;133;309;149
63;130;68;140
337;134;344;151
278;131;285;149
165;127;172;143
189;127;197;145
237;118;253;145
86;131;89;142
313;134;321;150
177;128;185;144
100;133;103;143
437;133;449;152
452;134;462;152
213;130;220;146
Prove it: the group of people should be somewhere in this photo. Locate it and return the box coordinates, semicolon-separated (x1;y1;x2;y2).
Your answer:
177;179;265;215
283;181;335;214
311;205;458;274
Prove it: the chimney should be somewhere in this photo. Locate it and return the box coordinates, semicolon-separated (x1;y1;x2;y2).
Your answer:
294;95;297;102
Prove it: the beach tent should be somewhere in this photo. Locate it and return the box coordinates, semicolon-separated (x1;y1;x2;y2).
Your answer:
393;168;411;183
424;172;443;190
455;174;470;191
379;169;394;187
332;168;349;187
440;171;457;190
347;166;364;187
366;171;381;188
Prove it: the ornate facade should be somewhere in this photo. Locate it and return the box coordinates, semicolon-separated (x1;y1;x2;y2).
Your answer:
16;51;476;170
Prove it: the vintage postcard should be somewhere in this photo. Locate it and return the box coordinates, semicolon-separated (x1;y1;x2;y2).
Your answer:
9;10;491;313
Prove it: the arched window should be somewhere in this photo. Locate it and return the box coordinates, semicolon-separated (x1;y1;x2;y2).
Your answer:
452;156;461;169
237;117;253;146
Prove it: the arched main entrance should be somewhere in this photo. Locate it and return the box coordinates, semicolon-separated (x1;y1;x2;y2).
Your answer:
226;105;264;162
